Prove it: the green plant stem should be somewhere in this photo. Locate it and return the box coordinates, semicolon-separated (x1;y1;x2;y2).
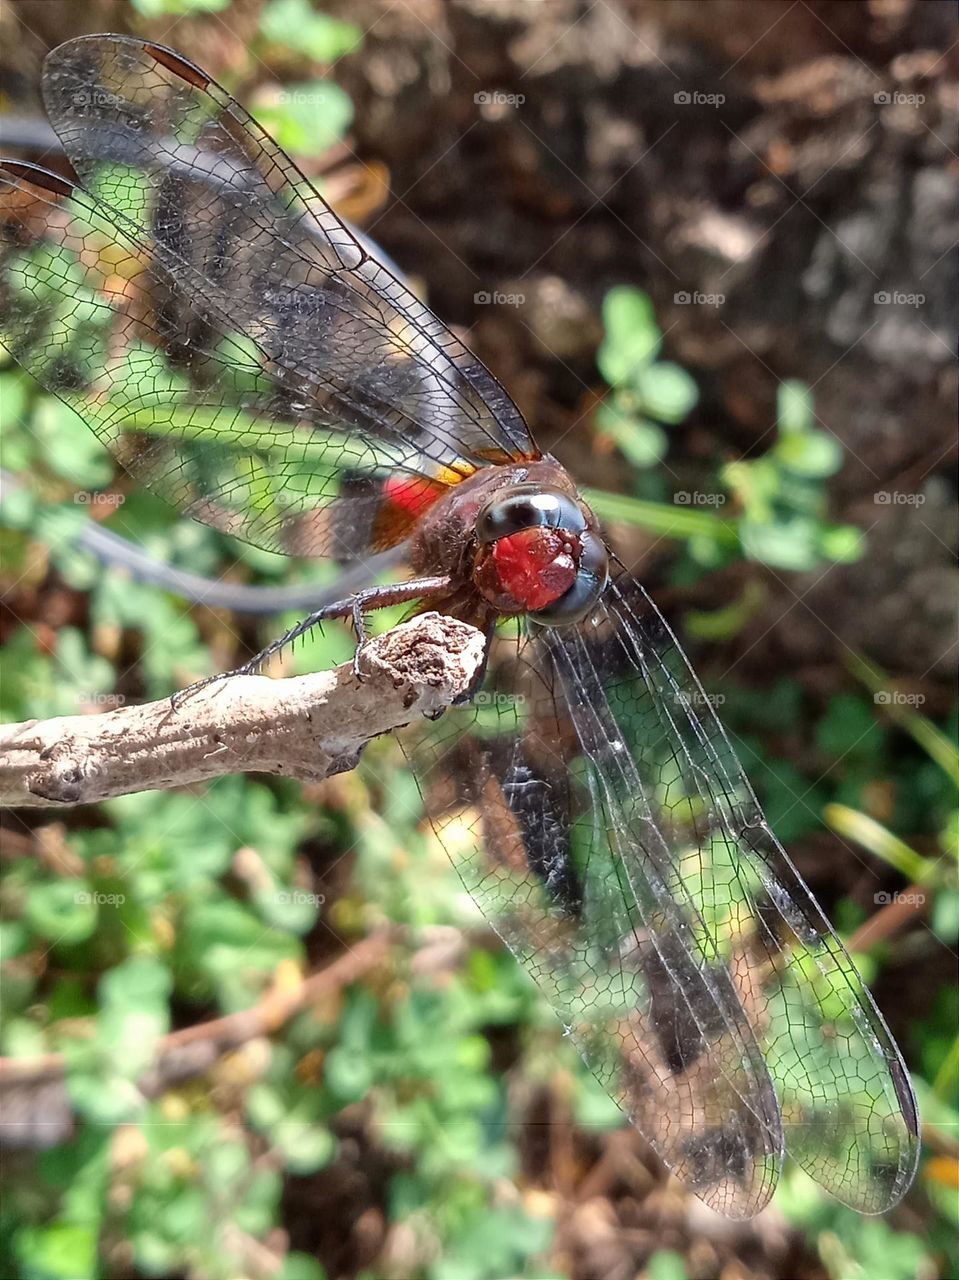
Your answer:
823;804;934;885
933;1030;959;1100
844;652;959;786
583;488;739;545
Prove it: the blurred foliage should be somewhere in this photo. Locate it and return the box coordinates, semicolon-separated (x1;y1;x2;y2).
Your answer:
0;11;956;1280
590;285;863;573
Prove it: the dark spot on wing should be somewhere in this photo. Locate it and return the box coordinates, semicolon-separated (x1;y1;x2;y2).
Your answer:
501;758;582;915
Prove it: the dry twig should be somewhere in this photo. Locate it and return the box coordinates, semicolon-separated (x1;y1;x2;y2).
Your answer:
0;612;485;808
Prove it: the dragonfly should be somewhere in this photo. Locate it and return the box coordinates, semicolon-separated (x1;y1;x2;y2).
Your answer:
0;34;919;1218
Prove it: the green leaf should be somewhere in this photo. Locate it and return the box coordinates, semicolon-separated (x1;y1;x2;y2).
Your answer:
647;1251;690;1280
601;286;659;347
324;1045;374;1101
100;954;172;1010
204;1139;251;1191
596;401;667;468
635;361;699;423
777;379;814;433
818;523;865;563
234;1167;283;1236
254;81;354;157
15;1222;98;1280
260;0;363;61
774;427;843;478
67;1070;146;1126
274;1123;336;1174
278;1255;327;1280
739;515;820;570
24;879;98;945
32;396;114;488
0;371;31;429
247;1083;287;1130
815;694;880;759
597;287;662;386
180;898;302;1009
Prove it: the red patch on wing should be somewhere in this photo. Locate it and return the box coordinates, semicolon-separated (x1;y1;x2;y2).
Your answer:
371;473;450;549
491;527;577;611
382;474;447;517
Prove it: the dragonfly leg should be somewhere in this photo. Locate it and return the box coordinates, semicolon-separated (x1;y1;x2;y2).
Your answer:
170;575;453;709
349;576;454;678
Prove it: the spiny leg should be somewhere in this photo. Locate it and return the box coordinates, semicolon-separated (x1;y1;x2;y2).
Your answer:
170;575;453;709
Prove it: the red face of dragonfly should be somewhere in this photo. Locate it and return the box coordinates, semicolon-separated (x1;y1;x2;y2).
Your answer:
0;34;918;1220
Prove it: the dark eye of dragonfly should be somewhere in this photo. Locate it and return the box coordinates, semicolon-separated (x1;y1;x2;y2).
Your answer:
474;485;609;624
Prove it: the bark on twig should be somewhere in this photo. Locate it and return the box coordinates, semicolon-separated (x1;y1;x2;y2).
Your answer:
0;612;485;808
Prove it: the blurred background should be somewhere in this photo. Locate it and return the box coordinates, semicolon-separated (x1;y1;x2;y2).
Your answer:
0;1;956;1278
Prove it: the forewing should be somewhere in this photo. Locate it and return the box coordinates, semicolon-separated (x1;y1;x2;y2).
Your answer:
40;35;533;470
0;160;447;558
407;619;785;1218
577;573;919;1213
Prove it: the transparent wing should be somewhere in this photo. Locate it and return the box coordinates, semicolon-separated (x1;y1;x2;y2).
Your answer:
407;617;784;1218
591;574;919;1212
0;34;536;557
406;571;919;1217
0;160;445;558
40;35;533;467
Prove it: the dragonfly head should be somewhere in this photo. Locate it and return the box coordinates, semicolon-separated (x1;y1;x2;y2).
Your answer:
472;484;608;624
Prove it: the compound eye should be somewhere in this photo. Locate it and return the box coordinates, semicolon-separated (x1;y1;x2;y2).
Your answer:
477;487;585;545
531;531;609;626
